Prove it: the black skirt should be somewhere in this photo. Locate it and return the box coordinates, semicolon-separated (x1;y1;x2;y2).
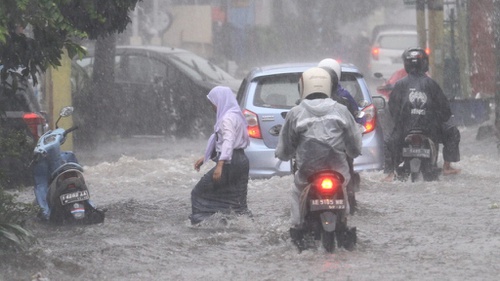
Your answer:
190;149;250;224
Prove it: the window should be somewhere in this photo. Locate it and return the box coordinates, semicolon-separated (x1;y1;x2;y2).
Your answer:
253;74;301;109
378;34;418;50
340;73;364;106
115;55;167;84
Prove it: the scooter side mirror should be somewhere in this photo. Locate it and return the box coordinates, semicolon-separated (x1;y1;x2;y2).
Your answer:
59;106;74;117
55;106;74;128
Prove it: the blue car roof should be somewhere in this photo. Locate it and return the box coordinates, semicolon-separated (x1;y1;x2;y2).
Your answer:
246;62;362;79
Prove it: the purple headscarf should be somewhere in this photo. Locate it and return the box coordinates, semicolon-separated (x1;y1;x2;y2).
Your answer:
203;86;248;163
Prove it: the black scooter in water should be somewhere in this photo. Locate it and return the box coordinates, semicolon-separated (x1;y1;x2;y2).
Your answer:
396;129;440;182
295;170;357;253
33;106;105;225
289;141;357;253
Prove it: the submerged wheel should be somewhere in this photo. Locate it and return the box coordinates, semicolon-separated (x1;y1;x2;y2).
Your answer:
321;229;336;253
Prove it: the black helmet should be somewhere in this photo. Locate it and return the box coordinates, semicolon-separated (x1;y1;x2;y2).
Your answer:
402;47;429;74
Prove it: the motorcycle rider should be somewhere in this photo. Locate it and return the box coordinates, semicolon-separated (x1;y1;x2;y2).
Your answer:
318;58;362;212
275;67;362;243
318;58;362;123
382;47;461;182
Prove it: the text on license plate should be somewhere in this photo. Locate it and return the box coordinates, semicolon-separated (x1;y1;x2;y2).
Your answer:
310;199;345;211
402;147;431;158
60;190;90;205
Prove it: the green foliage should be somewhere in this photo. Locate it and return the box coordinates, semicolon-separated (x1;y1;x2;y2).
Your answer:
0;128;28;159
0;188;37;251
0;0;140;84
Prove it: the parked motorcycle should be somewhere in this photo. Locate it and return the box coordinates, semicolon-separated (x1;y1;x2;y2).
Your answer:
396;130;440;182
290;141;357;253
33;106;105;225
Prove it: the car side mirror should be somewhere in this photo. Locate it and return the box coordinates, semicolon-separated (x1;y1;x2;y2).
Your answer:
372;96;386;110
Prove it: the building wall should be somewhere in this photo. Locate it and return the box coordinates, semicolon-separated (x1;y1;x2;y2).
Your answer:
469;0;496;97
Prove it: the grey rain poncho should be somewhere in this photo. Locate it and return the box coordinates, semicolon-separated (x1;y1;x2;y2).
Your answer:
276;98;362;223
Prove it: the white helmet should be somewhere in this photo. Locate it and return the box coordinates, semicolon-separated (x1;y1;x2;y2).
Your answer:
299;67;332;99
318;58;341;80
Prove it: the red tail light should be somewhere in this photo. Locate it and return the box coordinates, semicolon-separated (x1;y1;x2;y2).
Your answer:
244;109;262;139
425;47;431;55
407;134;423;146
371;46;380;60
23;113;46;141
362;104;376;134
314;176;340;195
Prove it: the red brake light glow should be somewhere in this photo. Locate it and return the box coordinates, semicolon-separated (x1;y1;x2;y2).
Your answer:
314;175;340;195
23;112;46;141
244;109;262;139
321;178;334;190
371;46;380;60
362;104;376;134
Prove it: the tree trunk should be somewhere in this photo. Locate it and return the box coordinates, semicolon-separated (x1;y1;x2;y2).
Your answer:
91;34;117;140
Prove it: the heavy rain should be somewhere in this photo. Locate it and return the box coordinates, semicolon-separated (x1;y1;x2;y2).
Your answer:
1;1;499;280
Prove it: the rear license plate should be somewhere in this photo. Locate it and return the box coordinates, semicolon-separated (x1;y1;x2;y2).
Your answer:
60;190;90;205
402;147;431;158
310;199;345;211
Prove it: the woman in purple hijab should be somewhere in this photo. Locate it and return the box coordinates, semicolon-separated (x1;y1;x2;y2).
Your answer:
190;86;251;225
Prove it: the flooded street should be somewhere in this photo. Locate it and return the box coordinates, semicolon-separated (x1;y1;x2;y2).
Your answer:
2;124;500;281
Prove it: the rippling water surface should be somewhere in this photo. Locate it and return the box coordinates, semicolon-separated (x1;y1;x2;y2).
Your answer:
2;126;500;280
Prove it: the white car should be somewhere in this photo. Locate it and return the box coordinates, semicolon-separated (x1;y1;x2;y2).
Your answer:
369;29;419;79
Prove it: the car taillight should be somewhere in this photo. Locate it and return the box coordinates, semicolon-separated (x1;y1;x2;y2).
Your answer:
425;47;431;55
371;46;380;60
314;176;340;195
244;109;262;139
362;104;376;134
23;113;46;141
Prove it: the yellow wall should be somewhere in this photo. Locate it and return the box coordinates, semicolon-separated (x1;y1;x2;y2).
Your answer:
46;49;73;151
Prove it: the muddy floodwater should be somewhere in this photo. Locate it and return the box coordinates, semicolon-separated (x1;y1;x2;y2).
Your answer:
1;123;500;281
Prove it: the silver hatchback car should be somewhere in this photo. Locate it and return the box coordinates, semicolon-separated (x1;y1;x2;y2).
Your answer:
236;63;385;179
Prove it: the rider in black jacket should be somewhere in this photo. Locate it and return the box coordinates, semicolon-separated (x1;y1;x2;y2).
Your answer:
382;47;461;181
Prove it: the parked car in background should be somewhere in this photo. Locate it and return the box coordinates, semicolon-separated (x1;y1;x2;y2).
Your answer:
74;45;241;137
0;66;47;187
369;25;419;79
236;62;385;179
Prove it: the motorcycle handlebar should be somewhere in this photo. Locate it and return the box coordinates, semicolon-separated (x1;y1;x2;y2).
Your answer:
63;126;79;137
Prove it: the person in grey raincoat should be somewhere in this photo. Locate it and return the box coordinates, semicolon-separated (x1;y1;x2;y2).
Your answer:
275;67;362;236
190;86;251;225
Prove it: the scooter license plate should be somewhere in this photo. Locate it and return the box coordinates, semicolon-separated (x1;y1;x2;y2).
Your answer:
402;147;431;158
60;190;90;205
310;199;345;211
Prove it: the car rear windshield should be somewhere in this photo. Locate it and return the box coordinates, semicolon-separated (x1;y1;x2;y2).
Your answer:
378;34;418;49
252;72;366;109
253;73;302;109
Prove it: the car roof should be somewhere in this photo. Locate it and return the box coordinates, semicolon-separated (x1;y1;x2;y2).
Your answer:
115;45;191;55
371;24;417;42
245;62;362;79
